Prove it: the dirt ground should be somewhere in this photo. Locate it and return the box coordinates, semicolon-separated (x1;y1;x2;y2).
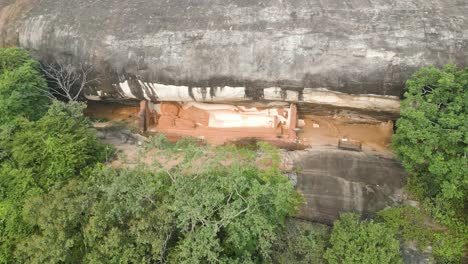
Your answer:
298;115;394;155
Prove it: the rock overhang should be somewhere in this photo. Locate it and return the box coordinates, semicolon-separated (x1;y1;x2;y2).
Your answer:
1;0;467;111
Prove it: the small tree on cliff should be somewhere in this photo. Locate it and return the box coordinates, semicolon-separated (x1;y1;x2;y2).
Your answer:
39;62;98;101
392;64;467;225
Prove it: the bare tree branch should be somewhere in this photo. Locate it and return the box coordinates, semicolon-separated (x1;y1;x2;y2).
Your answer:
39;62;99;101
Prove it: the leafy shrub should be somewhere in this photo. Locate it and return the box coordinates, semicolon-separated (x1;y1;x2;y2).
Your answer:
392;64;467;225
9;100;110;188
168;147;301;263
0;100;110;263
0;48;49;124
324;213;403;264
14;138;302;263
0;48;34;74
17;166;174;264
378;205;433;249
271;219;330;264
379;205;467;263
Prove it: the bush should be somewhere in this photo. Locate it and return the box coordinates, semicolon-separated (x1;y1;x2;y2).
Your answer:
271;219;330;264
16;166;174;264
0;48;49;124
379;205;466;263
9;100;110;188
324;213;402;264
14;138;302;263
392;64;467;225
0;100;110;263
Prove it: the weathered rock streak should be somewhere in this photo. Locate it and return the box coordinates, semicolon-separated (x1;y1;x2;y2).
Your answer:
1;0;467;112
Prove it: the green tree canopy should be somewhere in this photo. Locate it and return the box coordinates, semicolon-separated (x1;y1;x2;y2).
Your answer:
378;205;466;263
271;219;329;264
0;100;109;263
0;48;49;124
14;139;302;264
324;213;402;264
9;100;109;188
392;64;467;224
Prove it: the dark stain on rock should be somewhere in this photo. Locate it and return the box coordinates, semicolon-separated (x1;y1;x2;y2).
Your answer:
209;87;217;98
280;88;288;100
245;87;264;100
200;87;207;100
290;11;298;20
188;86;196;101
141;82;158;101
127;75;145;99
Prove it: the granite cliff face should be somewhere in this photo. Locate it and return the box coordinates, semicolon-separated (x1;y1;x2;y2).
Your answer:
1;0;467;107
287;148;406;224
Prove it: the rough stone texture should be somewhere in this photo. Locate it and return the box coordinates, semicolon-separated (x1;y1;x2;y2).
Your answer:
401;243;433;264
287;148;406;224
0;0;467;101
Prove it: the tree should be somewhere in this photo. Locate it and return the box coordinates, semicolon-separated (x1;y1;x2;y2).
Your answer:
0;100;110;263
168;150;300;263
14;138;302;263
0;48;32;74
9;100;110;187
324;213;402;264
392;64;467;224
40;62;97;101
378;205;466;263
271;219;329;264
0;48;49;124
16;167;175;264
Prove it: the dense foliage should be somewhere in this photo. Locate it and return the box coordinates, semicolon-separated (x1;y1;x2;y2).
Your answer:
9;101;110;187
0;48;49;124
379;205;466;263
391;64;467;263
271;219;329;264
392;64;467;225
12;136;301;263
0;101;109;263
324;213;402;264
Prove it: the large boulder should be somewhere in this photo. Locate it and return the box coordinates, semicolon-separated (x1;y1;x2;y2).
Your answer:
1;0;467;102
287;148;406;224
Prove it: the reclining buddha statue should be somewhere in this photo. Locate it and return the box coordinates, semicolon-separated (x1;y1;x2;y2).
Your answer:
150;102;302;144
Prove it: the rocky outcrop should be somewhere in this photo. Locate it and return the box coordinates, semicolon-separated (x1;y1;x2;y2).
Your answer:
287;148;406;224
1;0;467;109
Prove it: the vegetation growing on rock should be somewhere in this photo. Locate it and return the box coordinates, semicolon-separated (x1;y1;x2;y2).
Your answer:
324;213;403;264
271;219;329;264
379;205;466;263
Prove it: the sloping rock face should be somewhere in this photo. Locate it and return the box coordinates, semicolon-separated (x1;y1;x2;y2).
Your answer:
1;0;467;103
288;148;406;224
